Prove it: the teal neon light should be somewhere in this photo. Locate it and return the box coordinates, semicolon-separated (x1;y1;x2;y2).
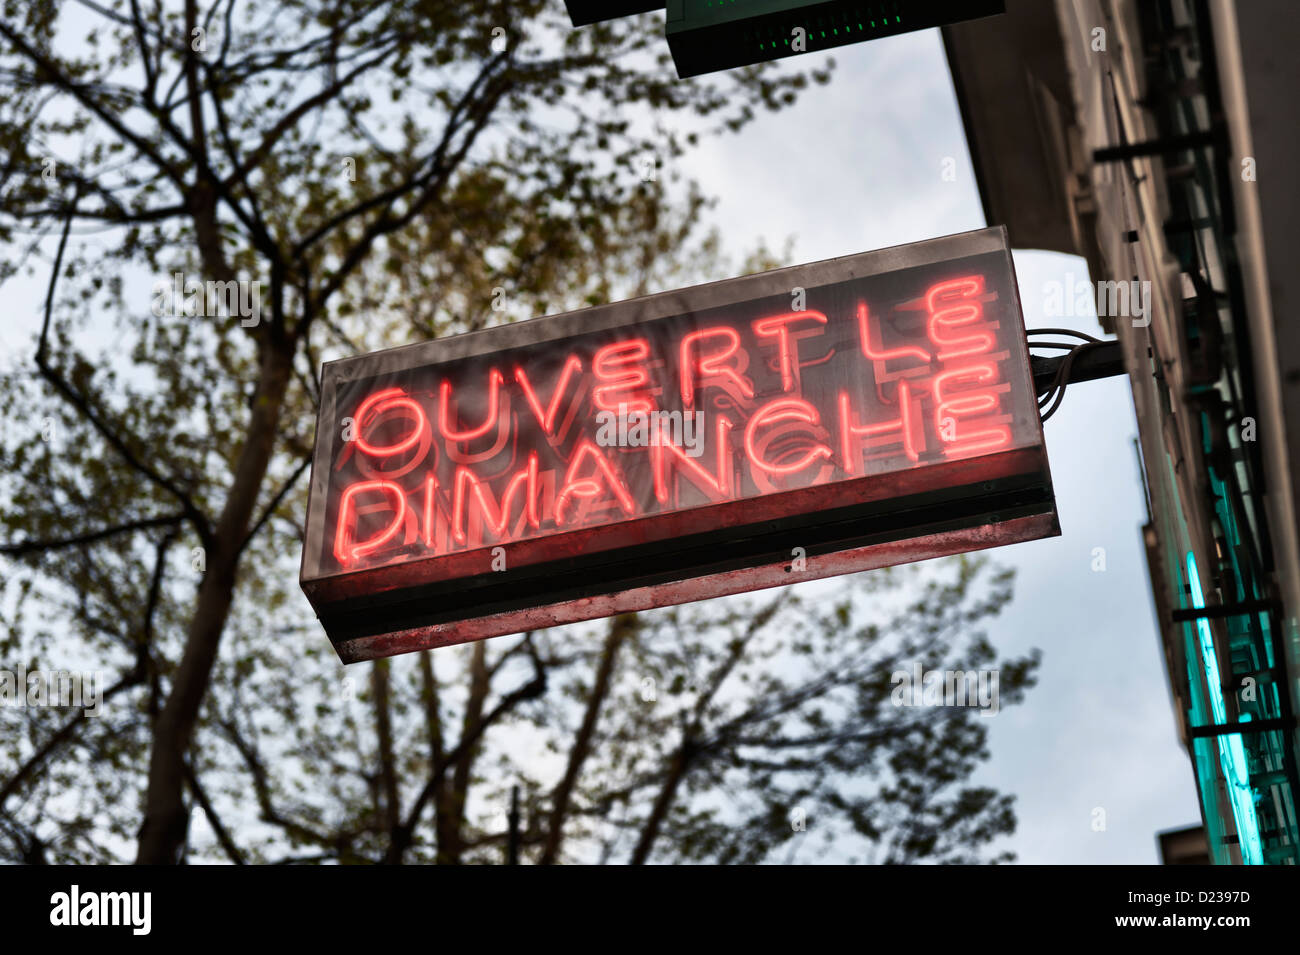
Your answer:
1186;551;1263;863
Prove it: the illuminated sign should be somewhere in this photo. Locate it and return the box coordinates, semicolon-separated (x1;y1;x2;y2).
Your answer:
300;227;1057;663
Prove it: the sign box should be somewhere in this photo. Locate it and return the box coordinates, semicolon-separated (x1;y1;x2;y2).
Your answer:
301;226;1057;662
665;0;1005;78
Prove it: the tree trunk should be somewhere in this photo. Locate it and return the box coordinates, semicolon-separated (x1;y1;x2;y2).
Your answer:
538;613;635;864
629;739;694;865
373;659;401;838
135;342;293;864
432;641;489;864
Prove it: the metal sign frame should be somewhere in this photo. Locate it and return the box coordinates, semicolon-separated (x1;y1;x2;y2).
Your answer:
301;226;1057;662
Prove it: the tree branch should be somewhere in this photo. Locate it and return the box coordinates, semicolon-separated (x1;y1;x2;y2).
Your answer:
538;613;636;864
1;514;184;557
183;759;246;864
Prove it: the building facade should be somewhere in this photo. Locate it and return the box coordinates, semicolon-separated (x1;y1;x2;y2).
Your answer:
946;0;1300;863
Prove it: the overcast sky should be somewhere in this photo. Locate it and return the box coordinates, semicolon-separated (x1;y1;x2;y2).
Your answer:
670;26;1202;863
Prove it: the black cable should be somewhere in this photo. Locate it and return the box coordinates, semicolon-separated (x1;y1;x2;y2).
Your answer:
1040;341;1108;421
1038;371;1066;412
1027;327;1101;343
1030;329;1105;411
1040;386;1068;421
1034;349;1073;407
1040;348;1082;420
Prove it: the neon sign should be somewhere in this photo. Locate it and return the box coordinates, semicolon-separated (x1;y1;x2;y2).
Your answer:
301;227;1058;662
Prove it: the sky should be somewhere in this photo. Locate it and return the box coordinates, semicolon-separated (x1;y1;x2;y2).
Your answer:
0;14;1204;864
668;26;1203;863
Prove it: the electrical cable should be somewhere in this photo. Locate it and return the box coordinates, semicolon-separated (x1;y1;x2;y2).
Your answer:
1031;346;1076;406
1025;326;1112;420
1026;327;1101;343
1039;340;1108;421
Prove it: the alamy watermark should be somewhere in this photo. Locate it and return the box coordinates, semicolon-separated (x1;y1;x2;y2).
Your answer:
50;885;150;935
1044;272;1151;326
595;403;705;458
1;665;104;717
151;272;261;326
890;663;999;716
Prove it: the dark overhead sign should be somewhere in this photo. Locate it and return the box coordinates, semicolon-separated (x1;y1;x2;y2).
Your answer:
300;226;1057;663
667;0;1005;77
561;1;1006;78
564;1;664;27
